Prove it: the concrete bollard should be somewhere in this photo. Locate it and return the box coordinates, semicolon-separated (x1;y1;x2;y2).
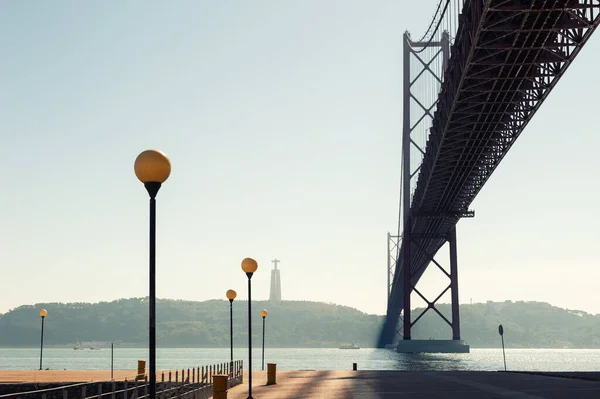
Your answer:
352;363;357;371
213;374;228;399
267;363;277;385
136;360;146;380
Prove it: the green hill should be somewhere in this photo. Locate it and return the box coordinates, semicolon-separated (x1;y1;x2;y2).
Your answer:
0;299;598;348
0;298;379;348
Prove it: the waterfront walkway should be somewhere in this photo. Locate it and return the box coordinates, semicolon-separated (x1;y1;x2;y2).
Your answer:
0;370;136;383
2;369;600;398
228;370;600;398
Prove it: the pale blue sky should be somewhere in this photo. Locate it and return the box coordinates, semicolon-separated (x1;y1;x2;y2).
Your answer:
1;1;599;316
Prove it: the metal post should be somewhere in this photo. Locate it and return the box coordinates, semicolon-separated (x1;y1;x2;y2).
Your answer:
144;181;161;399
149;196;157;399
39;316;45;370
449;226;460;340
501;334;507;371
261;316;265;371
402;32;412;341
111;343;114;379
246;273;253;399
229;300;234;374
499;325;507;371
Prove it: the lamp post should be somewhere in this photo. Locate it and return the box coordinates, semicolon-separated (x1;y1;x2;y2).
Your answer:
241;258;258;399
39;309;47;370
134;149;171;399
260;309;268;371
226;289;237;374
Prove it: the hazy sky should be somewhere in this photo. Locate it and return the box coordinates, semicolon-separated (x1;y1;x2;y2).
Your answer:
1;1;599;317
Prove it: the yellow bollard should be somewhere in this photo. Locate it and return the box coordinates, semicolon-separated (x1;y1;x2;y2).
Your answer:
136;360;146;380
213;374;228;399
267;363;277;385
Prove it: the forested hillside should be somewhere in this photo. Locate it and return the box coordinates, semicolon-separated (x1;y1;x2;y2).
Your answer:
0;299;598;348
0;298;379;347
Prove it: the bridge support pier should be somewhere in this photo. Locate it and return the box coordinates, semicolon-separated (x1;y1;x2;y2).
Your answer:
396;225;469;353
400;225;463;343
402;226;412;340
449;226;460;340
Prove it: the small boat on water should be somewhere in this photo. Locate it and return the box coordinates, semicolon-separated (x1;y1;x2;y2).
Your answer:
339;343;360;349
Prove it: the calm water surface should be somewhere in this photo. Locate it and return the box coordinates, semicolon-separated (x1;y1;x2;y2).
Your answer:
0;348;599;372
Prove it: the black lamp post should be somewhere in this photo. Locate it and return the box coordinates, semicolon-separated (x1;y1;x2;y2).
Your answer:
241;258;258;399
39;309;47;370
134;149;171;399
260;309;268;371
226;289;237;374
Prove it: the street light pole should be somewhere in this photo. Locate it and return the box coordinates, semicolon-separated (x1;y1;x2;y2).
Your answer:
135;149;171;399
39;309;47;370
260;309;268;371
148;186;158;398
241;258;258;399
246;275;253;398
226;289;237;375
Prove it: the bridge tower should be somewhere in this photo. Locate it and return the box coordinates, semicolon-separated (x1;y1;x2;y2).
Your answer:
381;31;471;353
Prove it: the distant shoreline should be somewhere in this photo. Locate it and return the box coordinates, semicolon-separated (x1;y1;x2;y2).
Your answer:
2;346;600;350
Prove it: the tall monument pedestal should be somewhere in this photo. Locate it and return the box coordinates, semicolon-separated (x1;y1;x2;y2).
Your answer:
396;340;470;353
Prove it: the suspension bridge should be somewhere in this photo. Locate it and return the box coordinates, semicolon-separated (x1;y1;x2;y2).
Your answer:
379;0;600;351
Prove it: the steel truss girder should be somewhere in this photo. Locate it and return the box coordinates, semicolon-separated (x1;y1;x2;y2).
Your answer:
411;0;600;282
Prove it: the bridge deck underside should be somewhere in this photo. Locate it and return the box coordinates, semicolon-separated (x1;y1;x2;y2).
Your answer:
386;0;600;333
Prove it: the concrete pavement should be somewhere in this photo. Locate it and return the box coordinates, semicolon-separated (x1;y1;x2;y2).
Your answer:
227;370;600;398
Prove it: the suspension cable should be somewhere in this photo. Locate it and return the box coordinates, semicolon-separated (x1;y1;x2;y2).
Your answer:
410;0;453;53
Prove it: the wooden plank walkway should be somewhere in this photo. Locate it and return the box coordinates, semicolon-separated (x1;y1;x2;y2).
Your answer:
0;370;139;383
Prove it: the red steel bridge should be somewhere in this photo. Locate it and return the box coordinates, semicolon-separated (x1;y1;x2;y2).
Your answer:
379;0;600;349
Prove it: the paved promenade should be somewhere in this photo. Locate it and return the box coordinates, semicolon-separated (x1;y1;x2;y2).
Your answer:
228;370;600;398
2;369;600;398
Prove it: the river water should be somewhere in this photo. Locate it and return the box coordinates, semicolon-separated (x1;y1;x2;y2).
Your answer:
1;348;599;372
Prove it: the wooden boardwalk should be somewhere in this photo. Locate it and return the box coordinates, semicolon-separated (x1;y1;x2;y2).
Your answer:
0;369;139;383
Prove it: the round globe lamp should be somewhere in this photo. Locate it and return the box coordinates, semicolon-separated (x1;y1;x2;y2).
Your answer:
241;257;258;274
226;289;237;302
